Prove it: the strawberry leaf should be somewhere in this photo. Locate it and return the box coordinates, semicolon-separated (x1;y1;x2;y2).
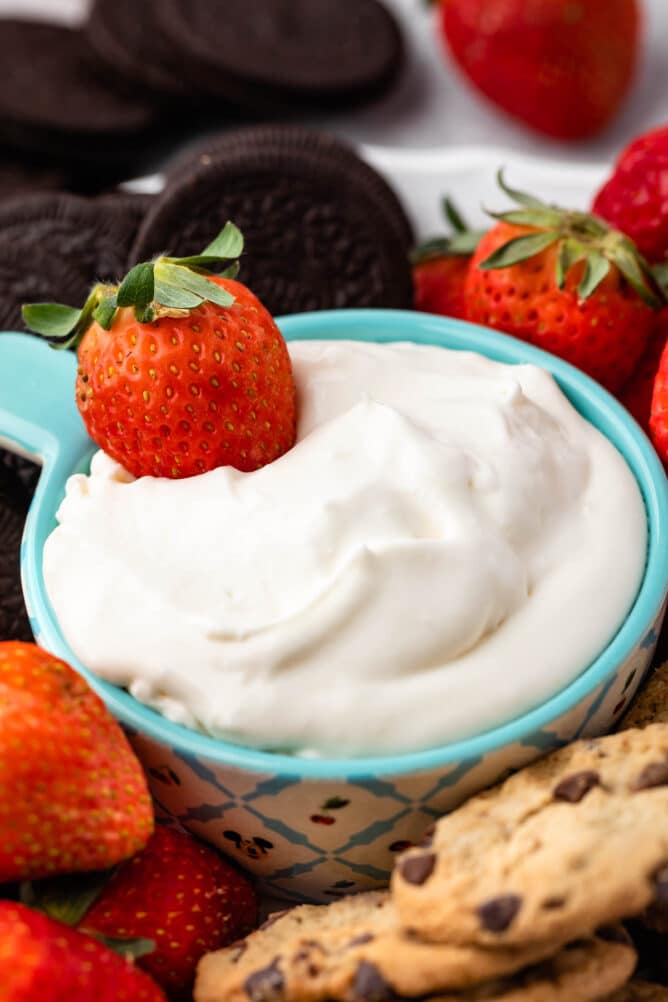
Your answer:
117;262;155;313
155;262;235;308
20;870;113;926
479;231;560;270
653;262;668;298
496;169;545;210
442;197;468;234
169;221;245;272
555;239;586;289
93;294;118;331
21;303;82;338
201;221;244;259
85;932;156;961
613;243;663;308
486;207;563;229
578;252;611;300
153;277;202;310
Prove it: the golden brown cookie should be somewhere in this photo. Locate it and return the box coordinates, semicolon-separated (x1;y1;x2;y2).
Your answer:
194;891;571;1002
392;725;668;948
619;665;668;730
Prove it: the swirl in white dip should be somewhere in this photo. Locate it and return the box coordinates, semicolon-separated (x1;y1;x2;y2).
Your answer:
43;340;647;756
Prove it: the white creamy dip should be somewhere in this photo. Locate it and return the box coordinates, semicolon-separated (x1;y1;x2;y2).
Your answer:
43;339;647;756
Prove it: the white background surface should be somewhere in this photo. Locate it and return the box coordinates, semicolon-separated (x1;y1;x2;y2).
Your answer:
3;0;667;164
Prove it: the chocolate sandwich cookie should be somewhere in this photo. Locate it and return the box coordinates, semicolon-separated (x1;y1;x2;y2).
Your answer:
0;454;38;643
0;191;153;330
157;0;403;111
85;0;187;99
0;240;90;333
0;21;160;163
131;128;414;315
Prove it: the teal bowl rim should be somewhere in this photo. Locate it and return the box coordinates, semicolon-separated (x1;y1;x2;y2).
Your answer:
27;309;668;777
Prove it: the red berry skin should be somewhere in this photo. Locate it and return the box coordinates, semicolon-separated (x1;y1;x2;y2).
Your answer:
76;277;297;480
440;0;640;140
0;642;153;883
619;311;668;435
81;826;258;1000
413;255;471;319
593;125;668;264
464;223;654;393
0;902;166;1002
649;311;668;465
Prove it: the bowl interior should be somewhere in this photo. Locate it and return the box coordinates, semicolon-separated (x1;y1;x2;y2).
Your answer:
29;309;668;777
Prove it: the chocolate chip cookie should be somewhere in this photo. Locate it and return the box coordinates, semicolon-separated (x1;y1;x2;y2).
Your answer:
619;665;668;730
392;725;668;948
195;892;570;1002
418;931;636;1002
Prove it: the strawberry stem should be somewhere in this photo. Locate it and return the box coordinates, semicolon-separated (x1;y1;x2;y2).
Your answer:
22;222;245;349
478;173;665;308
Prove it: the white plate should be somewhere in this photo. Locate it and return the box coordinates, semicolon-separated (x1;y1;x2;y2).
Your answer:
126;146;610;243
361;145;609;237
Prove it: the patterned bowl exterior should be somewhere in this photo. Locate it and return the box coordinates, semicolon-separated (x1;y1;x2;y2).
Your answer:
125;603;665;903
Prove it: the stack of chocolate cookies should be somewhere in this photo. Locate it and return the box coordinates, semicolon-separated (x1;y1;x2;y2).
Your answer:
0;0;404;181
195;672;668;1002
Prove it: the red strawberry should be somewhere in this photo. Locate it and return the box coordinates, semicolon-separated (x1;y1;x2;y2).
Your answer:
0;902;166;1002
79;826;257;1000
619;310;668;434
0;642;153;883
464;174;662;393
439;0;640;140
23;223;297;480
414;254;471;319
413;198;485;318
592;124;668;264
649;312;668;465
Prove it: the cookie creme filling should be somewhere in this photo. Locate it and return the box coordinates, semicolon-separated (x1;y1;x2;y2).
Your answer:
43;339;646;756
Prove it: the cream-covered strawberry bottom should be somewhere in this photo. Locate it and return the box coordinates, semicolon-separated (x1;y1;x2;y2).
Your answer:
43;339;646;756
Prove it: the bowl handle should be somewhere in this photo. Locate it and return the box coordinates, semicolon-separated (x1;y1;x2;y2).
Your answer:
0;331;89;479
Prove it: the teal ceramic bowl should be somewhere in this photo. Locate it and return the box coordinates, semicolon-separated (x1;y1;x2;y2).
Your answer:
1;311;667;903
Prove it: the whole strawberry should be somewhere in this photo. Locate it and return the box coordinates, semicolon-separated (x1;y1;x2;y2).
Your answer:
0;642;153;883
619;310;668;434
593;124;668;264
78;826;258;1000
23;223;297;479
413;197;485;318
650;311;668;465
464;174;663;393
0;902;166;1002
439;0;640;140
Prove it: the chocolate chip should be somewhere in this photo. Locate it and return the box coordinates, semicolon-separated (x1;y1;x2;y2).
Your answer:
633;761;668;791
541;896;566;910
349;933;375;948
352;961;394;1002
399;852;436;886
244;958;285;1002
597;926;632;945
477;894;522;933
553;770;600;803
